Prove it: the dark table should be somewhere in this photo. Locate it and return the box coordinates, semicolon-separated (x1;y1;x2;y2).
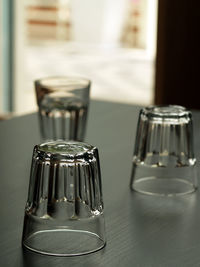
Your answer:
1;100;200;267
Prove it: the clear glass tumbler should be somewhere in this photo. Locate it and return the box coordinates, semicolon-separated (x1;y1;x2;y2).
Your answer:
130;105;198;196
22;141;106;256
35;76;91;141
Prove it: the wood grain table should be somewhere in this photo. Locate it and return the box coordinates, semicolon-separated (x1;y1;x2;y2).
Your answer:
1;100;200;267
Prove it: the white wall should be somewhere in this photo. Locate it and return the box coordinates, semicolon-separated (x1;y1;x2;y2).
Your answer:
70;0;132;46
102;0;129;45
70;0;106;43
70;0;157;52
146;0;158;57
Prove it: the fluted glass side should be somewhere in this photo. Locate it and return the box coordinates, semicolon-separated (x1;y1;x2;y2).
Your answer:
22;141;106;256
130;105;198;196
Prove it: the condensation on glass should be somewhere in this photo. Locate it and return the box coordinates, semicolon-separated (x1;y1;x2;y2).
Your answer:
22;141;106;256
130;105;198;196
35;76;91;141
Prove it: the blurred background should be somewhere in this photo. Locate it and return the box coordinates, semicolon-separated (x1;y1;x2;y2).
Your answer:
0;0;158;116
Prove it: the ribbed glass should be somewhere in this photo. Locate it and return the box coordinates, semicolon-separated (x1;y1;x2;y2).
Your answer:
130;105;198;196
35;76;91;141
22;141;106;256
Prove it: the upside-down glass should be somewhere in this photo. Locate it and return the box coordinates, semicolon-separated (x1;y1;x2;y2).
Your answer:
130;105;198;196
35;76;91;141
22;141;106;256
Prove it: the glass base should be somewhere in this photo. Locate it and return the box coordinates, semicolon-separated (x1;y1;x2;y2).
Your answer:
131;177;197;196
23;229;105;256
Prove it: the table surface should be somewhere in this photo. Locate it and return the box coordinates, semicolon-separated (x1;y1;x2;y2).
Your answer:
1;100;200;267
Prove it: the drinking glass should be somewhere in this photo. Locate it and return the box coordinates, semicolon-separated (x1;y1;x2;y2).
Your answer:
22;141;106;256
130;105;198;196
35;76;91;141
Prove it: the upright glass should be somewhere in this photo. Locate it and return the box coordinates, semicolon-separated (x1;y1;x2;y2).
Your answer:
35;76;91;141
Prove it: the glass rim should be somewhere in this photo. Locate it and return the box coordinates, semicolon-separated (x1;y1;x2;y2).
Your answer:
34;75;91;90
